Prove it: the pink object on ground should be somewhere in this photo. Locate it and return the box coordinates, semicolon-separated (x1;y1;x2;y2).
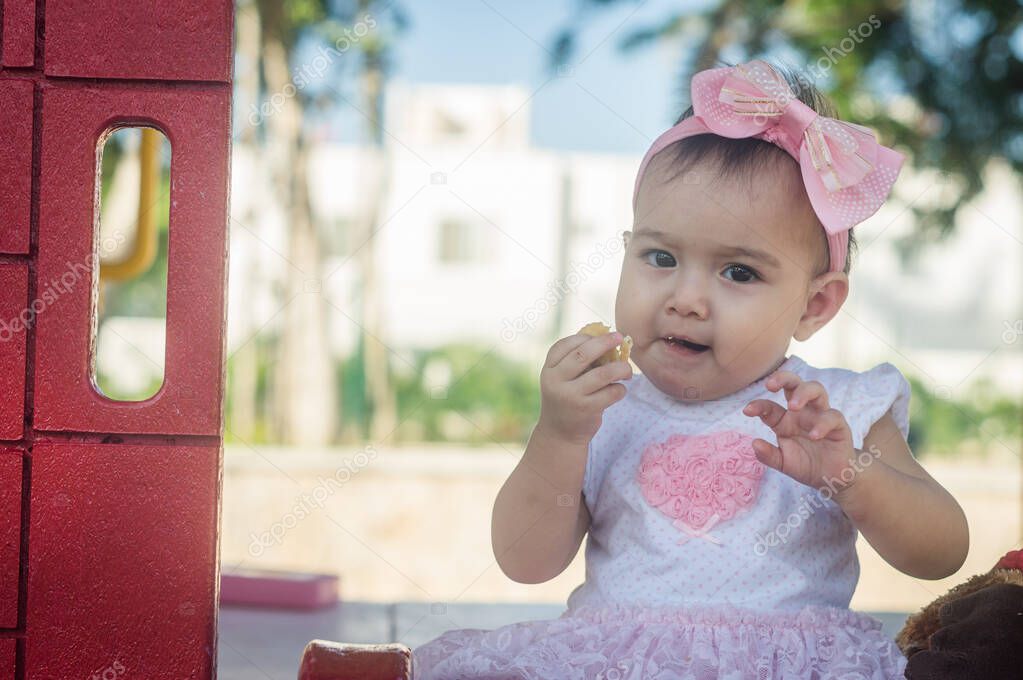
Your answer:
220;567;339;610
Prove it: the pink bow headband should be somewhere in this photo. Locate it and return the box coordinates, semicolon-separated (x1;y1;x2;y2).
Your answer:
632;60;905;273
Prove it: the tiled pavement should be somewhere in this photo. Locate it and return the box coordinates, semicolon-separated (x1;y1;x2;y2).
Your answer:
217;601;910;679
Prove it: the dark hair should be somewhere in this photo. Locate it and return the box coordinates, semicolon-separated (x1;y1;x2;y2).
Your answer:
655;60;855;277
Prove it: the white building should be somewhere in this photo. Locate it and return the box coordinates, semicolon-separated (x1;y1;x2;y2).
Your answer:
220;80;1022;406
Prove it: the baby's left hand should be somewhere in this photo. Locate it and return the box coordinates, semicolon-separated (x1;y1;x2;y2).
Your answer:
742;370;857;494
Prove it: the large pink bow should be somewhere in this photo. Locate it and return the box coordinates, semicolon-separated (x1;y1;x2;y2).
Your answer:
632;60;905;273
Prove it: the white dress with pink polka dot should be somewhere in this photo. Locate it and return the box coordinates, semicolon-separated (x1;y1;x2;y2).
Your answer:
412;353;912;679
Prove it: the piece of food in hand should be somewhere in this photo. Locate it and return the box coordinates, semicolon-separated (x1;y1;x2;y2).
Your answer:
577;322;633;366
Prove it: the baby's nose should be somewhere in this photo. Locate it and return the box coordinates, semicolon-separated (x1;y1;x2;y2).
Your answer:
667;279;709;319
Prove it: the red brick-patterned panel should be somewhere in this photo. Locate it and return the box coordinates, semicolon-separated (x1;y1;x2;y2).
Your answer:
0;449;21;629
0;638;15;679
26;442;220;678
44;0;232;82
34;82;230;436
0;80;33;255
0;266;28;441
0;0;36;68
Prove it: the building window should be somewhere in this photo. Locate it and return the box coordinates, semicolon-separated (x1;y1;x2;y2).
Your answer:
434;111;468;141
438;218;488;264
321;216;354;258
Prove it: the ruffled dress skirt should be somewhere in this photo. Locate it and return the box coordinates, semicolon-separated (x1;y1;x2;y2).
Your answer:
411;602;908;679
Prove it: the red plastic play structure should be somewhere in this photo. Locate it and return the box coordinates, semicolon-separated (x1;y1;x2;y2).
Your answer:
298;640;413;680
1;0;232;676
1;2;413;677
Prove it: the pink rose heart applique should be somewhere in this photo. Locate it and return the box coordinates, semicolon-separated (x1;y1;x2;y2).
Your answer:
635;430;764;546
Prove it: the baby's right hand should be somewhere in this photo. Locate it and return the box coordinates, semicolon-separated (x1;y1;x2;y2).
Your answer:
536;331;634;446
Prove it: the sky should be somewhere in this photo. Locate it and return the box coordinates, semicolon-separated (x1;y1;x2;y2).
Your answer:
321;0;705;154
258;1;1023;157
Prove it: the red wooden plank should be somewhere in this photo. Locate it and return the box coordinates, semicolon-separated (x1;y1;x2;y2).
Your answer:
1;0;36;68
26;442;220;678
44;0;232;82
0;450;21;629
0;80;33;255
0;266;28;441
34;82;230;436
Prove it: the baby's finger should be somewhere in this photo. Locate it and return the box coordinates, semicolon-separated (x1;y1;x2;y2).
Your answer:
550;332;622;379
545;334;591;368
742;399;787;430
573;359;633;396
804;408;847;440
751;437;784;473
787;380;829;411
765;370;802;401
586;380;629;410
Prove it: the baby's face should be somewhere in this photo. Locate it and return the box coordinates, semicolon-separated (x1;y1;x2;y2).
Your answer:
615;153;842;402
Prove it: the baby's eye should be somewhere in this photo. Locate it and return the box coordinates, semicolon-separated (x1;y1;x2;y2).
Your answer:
722;264;759;283
641;249;676;268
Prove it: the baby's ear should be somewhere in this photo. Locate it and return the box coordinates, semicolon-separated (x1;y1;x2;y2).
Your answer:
793;271;848;342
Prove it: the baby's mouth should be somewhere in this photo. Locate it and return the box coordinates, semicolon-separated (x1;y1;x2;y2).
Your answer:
663;336;711;352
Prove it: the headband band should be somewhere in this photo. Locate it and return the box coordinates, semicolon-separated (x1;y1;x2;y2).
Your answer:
633;60;905;273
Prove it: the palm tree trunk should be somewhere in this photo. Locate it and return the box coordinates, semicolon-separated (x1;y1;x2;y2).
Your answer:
260;1;339;446
229;0;262;441
359;47;397;443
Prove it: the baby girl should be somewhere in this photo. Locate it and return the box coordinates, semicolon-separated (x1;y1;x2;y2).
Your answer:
412;59;969;679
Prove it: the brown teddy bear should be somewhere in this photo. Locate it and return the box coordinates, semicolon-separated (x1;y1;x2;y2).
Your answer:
896;548;1023;679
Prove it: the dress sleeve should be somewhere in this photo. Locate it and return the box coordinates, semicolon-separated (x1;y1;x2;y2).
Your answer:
582;381;635;511
585;421;605;511
840;362;912;452
582;405;617;511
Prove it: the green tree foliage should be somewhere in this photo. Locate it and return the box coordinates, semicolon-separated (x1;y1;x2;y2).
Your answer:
552;0;1023;258
907;374;1022;457
386;344;541;445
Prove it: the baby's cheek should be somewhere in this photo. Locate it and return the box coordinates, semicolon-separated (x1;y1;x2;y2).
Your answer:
612;301;634;339
612;277;639;323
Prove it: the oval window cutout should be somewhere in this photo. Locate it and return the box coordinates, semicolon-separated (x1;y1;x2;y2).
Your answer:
93;126;170;401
